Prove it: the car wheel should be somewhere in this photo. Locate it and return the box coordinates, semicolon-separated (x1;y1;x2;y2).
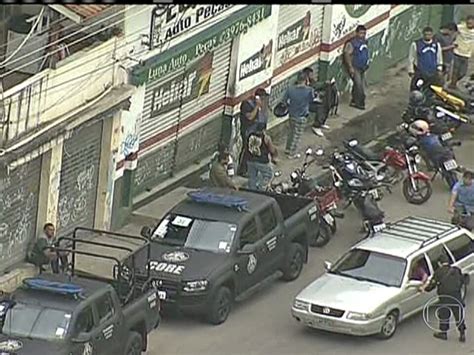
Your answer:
207;286;233;325
125;331;142;355
310;220;331;247
282;243;305;281
378;311;398;339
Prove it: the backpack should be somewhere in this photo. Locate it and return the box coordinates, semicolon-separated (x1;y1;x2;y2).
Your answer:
438;266;464;294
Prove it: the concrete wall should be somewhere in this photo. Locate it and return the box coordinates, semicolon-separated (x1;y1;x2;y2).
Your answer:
318;5;443;93
1;36;126;143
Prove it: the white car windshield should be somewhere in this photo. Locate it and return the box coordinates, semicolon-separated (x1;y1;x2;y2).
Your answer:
1;302;71;341
330;249;407;287
152;214;237;254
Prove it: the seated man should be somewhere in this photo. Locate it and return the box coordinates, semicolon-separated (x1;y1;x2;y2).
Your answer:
410;258;430;283
28;223;68;274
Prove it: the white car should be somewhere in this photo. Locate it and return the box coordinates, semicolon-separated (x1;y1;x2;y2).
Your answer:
292;216;474;339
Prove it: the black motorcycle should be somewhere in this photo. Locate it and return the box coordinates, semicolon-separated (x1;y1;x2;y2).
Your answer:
326;152;387;234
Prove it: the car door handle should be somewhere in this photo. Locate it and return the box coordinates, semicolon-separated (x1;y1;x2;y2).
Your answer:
95;335;102;341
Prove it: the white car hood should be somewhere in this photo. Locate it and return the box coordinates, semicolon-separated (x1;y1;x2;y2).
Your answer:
297;273;400;313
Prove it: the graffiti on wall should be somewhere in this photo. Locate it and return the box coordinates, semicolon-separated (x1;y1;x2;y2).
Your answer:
0;164;37;262
58;165;95;229
133;144;175;193
121;133;139;158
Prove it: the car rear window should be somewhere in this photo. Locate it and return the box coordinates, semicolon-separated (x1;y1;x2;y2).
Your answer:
445;234;473;261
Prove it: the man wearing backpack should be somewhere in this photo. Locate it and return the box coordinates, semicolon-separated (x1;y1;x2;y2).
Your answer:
344;25;370;110
421;254;467;342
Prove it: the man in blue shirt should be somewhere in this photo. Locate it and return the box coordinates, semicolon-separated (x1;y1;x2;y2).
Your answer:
408;26;443;92
283;72;315;159
344;25;370;110
449;171;474;230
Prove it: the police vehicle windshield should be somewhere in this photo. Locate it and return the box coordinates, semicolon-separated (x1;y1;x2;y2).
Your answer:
152;214;237;254
1;302;71;341
329;249;407;288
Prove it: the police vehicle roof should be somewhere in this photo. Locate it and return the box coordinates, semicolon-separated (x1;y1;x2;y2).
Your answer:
172;188;273;224
12;274;110;310
357;216;458;259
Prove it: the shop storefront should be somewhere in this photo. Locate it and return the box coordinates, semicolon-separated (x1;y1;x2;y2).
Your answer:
129;5;272;198
0;158;42;270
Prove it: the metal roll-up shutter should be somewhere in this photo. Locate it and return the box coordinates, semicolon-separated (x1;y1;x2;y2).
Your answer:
270;5;325;120
174;42;231;172
57;121;103;238
0;158;42;270
133;42;231;196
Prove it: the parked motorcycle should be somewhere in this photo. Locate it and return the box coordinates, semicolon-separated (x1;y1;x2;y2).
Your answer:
325;151;387;233
267;148;343;247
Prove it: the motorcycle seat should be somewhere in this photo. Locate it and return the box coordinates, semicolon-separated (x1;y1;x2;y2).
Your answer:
345;142;380;161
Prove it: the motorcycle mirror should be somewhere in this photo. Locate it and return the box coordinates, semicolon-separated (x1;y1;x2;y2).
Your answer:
305;148;313;156
274;171;282;177
315;149;324;156
348;139;358;147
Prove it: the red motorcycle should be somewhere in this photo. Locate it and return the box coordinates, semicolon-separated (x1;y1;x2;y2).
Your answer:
344;138;432;205
268;149;344;247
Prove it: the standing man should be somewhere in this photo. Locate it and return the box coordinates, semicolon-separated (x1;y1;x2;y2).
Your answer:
450;15;474;89
408;27;443;91
435;23;458;83
283;72;315;159
237;89;270;176
28;223;67;274
247;123;277;191
344;25;370;110
303;67;330;137
210;151;238;190
421;254;467;342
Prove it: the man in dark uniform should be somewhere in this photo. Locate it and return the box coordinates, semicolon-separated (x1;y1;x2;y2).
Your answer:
422;254;467;342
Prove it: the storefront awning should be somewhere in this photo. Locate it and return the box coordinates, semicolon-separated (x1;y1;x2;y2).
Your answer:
48;5;113;24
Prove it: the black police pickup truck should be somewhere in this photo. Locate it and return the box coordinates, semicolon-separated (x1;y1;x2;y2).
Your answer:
136;188;320;324
0;230;160;355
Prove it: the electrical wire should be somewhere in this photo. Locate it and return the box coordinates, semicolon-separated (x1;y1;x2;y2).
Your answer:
0;8;95;55
1;4;144;74
0;8;45;67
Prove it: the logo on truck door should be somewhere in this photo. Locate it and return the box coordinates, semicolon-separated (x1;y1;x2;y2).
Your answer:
247;254;257;274
163;251;190;262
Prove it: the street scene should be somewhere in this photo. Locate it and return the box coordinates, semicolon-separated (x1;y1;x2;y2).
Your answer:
0;3;474;355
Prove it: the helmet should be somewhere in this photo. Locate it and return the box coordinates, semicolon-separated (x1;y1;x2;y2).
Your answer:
273;102;289;117
410;119;430;135
409;90;425;106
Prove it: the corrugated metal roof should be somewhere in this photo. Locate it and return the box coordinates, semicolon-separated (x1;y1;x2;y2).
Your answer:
63;5;112;20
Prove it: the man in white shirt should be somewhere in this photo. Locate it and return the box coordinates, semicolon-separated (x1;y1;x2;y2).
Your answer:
450;15;474;89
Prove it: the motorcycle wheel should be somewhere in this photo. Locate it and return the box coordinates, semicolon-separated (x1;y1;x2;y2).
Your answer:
310;220;332;247
442;171;458;189
402;177;433;205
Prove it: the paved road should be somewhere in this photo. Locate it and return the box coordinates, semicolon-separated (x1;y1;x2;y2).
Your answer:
146;138;474;355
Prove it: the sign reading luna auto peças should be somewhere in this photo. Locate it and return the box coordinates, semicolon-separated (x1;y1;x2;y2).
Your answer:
133;5;272;86
150;53;214;116
239;40;273;80
151;5;236;49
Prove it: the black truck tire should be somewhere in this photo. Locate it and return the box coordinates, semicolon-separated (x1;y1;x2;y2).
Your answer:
207;286;233;325
124;331;142;355
281;243;305;281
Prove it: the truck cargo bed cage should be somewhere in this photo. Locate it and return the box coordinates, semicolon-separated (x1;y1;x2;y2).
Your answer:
380;216;458;249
